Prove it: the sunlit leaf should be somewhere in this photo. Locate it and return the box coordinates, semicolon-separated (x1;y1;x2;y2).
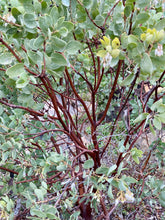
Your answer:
140;53;153;76
6;64;25;79
120;73;134;86
66;40;82;55
51;53;67;66
62;0;69;7
153;116;162;130
83;159;94;169
108;185;114;199
24;13;37;28
0;53;14;65
133;113;149;123
96;166;109;175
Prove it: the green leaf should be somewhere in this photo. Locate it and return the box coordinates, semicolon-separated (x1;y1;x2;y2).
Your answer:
124;5;132;18
34;1;41;14
78;54;90;65
66;40;82;55
27;50;42;65
83;0;92;9
62;21;74;32
158;112;165;123
136;12;150;24
94;15;104;26
51;36;66;52
51;53;67;66
50;6;59;25
83;159;94;169
119;179;127;191
127;35;138;49
96;166;109;175
133;113;149;123
30;208;47;218
155;18;165;31
132;155;140;164
120;32;127;45
6;198;14;212
30;182;37;190
59;27;68;37
140;53;153;76
149;120;156;136
11;7;22;19
34;36;44;48
0;53;14;65
69;211;81;220
108;185;114;199
131;148;143;164
16;73;29;88
18;0;34;12
159;191;165;207
117;162;124;176
107;164;117;176
62;0;69;7
41;181;47;189
151;99;162;111
24;13;37;28
0;105;4;115
153;116;162;130
39;16;48;33
76;5;86;23
57;17;65;27
48;153;64;163
157;104;165;113
159;198;165;207
97;50;107;58
137;0;150;8
120;73;134;86
46;213;57;219
34;189;44;201
56;164;67;171
6;64;25;79
124;176;137;184
2;151;10;162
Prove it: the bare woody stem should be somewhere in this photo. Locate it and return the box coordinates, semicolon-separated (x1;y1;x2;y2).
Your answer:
0;100;49;118
0;37;38;76
76;0;103;32
65;67;94;126
103;0;121;28
0;15;21;27
0;166;18;175
97;60;123;126
113;70;165;173
128;2;135;35
40;76;69;131
101;67;139;157
0;36;22;63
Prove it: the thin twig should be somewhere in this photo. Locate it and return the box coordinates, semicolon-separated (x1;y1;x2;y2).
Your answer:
0;15;21;27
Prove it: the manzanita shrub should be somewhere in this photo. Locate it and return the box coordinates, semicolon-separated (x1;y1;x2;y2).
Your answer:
0;0;165;219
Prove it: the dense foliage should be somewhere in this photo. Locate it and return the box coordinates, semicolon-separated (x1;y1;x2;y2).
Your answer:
0;0;165;219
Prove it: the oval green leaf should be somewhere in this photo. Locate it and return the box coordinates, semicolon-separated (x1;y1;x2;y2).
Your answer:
96;166;109;175
83;159;94;169
6;64;25;79
133;112;149;123
140;53;153;76
120;73;134;86
51;36;66;52
51;53;67;66
66;40;82;55
0;53;14;65
24;13;37;28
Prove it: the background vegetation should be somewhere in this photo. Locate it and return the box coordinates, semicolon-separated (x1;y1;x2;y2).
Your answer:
0;0;165;219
